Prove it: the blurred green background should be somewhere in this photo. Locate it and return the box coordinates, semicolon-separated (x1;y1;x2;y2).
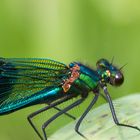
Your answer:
0;0;140;140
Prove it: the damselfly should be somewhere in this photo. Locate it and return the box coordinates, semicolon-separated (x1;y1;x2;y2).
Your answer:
0;58;139;140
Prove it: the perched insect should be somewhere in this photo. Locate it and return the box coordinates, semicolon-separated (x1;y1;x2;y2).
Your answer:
0;58;139;140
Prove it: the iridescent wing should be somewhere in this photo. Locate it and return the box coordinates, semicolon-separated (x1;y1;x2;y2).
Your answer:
0;58;70;113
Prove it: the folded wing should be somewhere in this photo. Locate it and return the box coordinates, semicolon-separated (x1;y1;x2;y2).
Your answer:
0;58;69;114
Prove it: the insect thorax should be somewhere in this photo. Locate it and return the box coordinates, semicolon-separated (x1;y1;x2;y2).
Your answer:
62;63;99;93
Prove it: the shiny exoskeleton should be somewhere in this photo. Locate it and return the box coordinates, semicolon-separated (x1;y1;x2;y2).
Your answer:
0;58;139;140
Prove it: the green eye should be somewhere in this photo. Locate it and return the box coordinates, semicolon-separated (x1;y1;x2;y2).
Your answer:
99;63;106;68
96;58;109;69
97;62;106;69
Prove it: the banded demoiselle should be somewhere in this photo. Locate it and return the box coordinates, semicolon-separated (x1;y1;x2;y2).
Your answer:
0;58;139;140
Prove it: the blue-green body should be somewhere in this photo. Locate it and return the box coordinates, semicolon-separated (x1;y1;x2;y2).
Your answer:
0;57;127;140
0;58;101;115
0;58;123;115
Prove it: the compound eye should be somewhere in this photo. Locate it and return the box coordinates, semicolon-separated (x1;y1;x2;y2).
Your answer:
96;59;109;69
114;73;124;86
110;72;124;86
98;63;106;69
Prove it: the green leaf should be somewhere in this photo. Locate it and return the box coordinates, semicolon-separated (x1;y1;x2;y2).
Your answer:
49;94;140;140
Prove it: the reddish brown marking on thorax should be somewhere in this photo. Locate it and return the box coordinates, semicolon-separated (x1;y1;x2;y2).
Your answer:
62;64;80;93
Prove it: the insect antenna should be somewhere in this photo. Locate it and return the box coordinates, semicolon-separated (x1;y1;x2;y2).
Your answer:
119;63;127;70
111;56;114;65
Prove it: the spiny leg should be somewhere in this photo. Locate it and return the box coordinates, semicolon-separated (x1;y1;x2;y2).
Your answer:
103;86;140;132
27;94;74;140
75;93;99;140
53;106;76;120
42;98;85;140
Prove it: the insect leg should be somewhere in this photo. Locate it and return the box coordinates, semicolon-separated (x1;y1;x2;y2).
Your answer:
27;94;74;140
103;86;140;132
42;98;85;140
75;93;99;140
53;106;76;120
100;92;107;102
